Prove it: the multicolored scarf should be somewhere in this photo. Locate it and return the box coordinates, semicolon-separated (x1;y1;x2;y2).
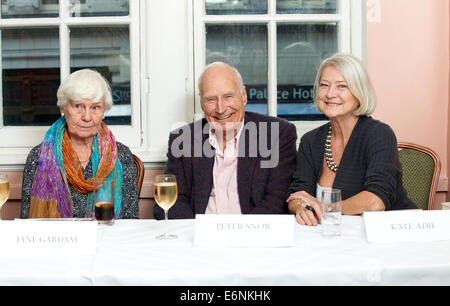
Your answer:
29;116;123;218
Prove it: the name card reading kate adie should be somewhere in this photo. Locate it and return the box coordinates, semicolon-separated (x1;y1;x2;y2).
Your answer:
363;210;450;243
193;214;295;248
0;220;98;255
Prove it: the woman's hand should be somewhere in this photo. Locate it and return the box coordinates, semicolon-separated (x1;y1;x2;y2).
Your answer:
287;191;322;226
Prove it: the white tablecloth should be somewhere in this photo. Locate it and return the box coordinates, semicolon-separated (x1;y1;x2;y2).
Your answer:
1;216;450;285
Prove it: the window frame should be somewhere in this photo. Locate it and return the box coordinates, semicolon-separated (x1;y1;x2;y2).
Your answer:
0;0;366;166
192;0;366;139
0;0;142;164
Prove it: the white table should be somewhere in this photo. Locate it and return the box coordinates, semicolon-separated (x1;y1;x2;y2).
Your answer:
1;216;450;285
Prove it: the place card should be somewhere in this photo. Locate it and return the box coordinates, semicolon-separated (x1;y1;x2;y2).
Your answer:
0;220;98;255
363;210;450;243
193;214;295;248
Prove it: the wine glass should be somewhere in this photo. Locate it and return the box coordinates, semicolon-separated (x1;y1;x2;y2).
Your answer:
0;173;11;220
154;174;178;240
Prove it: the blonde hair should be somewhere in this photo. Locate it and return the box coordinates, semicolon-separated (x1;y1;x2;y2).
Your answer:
314;53;376;116
57;69;113;110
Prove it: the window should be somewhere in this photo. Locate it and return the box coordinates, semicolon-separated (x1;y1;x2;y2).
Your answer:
193;0;366;138
0;0;141;161
0;1;365;165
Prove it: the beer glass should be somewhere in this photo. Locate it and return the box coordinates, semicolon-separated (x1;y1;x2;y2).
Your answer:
93;178;115;225
0;173;10;220
154;174;178;240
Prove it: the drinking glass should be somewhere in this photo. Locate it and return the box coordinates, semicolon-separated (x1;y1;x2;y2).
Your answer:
0;173;10;220
321;188;342;237
93;178;115;226
154;174;178;240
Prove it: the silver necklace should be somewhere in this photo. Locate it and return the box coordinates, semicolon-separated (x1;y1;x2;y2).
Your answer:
325;125;338;172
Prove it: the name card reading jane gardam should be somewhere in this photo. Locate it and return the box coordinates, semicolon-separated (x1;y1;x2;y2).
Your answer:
0;220;98;255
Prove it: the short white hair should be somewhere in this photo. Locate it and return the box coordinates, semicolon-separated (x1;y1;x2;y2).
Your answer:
57;69;113;110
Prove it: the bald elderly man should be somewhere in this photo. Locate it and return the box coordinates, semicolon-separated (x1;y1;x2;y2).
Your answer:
154;62;297;219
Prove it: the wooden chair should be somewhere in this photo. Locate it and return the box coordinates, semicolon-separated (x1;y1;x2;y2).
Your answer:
398;142;441;210
132;154;145;197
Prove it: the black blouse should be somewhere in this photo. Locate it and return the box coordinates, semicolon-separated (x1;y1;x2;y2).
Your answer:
287;116;417;211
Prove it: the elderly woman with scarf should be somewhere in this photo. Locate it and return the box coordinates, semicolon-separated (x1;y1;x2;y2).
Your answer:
21;69;139;219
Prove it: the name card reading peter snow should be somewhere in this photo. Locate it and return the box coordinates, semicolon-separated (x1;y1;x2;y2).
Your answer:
0;220;98;255
363;210;450;243
194;214;295;248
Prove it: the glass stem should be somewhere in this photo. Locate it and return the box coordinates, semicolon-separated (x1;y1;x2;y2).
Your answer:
164;209;168;221
163;209;169;237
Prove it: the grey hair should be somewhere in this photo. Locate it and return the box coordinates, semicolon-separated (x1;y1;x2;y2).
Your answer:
198;61;245;97
57;69;113;110
314;53;377;116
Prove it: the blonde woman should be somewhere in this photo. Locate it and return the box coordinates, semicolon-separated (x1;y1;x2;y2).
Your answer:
287;54;416;226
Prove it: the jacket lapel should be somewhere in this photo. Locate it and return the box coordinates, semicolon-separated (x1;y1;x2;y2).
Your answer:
237;113;258;213
193;119;215;214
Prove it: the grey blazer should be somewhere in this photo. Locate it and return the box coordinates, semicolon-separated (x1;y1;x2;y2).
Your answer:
154;111;298;219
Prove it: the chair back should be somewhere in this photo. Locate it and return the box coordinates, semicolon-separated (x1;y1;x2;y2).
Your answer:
132;154;145;197
398;142;440;210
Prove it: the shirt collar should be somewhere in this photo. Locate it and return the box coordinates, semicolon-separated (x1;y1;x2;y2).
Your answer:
208;121;244;154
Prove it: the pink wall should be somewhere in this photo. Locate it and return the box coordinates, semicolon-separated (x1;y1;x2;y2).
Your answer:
367;0;450;203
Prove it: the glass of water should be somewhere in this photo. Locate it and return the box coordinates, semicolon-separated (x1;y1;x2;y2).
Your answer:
321;189;342;237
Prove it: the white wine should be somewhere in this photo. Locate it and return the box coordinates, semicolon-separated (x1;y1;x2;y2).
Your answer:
154;182;178;211
153;174;178;240
0;180;10;207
